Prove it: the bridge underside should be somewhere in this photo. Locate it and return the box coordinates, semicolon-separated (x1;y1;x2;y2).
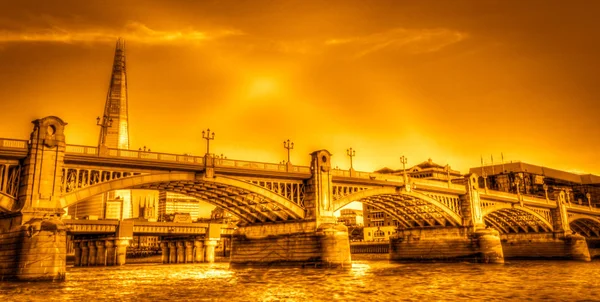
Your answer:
133;181;302;225
481;209;593;261
484;208;552;234
60;173;306;225
359;194;461;228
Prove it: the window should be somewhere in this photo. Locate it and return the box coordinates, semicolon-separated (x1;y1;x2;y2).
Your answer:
374;230;385;237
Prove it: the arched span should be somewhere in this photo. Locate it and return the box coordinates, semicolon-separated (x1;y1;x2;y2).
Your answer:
483;206;553;234
333;187;462;227
569;215;600;237
60;172;305;224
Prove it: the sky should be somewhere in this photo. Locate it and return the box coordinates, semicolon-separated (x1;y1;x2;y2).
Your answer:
1;0;599;177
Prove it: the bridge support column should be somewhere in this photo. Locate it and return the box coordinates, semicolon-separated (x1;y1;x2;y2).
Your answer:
168;242;177;264
160;242;169;264
0;217;67;281
231;221;351;267
115;239;128;266
500;232;590;261
586;238;600;258
74;241;82;267
96;241;106;266
88;241;97;266
194;240;204;263
176;241;185;263
204;239;217;263
389;226;503;263
81;241;89;266
105;240;116;266
185;241;194;263
0;117;69;281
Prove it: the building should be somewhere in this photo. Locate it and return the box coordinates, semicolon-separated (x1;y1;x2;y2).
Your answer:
374;158;462;181
363;158;460;241
337;209;364;226
469;161;600;207
158;191;201;221
67;38;133;219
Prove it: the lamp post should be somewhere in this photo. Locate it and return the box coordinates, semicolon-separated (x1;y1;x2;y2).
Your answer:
400;156;408;185
481;156;488;192
283;139;294;165
202;129;215;155
96;115;113;146
347;148;356;172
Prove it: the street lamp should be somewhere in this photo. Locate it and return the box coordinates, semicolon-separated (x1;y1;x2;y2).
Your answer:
96;115;113;146
283;139;294;165
346;148;356;171
400;155;408;184
202;129;215;155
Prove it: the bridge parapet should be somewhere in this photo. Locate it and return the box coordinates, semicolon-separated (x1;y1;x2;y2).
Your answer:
0;138;28;151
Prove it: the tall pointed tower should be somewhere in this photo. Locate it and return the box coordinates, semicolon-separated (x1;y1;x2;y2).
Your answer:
68;38;133;219
99;38;130;150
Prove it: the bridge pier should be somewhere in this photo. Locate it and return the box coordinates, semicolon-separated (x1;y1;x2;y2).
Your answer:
586;238;600;258
389;227;504;263
159;238;217;264
194;240;204;262
73;238;130;267
231;221;351;267
500;232;590;261
0;217;67;281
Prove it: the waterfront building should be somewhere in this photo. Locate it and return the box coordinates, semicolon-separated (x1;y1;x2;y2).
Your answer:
337;209;364;226
470;161;600;207
158;191;201;221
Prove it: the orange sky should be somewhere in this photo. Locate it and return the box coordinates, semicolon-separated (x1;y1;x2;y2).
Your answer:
1;0;599;175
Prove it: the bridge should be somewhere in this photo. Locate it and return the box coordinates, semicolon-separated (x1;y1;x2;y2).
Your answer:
1;116;599;281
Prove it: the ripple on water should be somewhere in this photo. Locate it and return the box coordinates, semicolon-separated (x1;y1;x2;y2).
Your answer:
1;260;600;301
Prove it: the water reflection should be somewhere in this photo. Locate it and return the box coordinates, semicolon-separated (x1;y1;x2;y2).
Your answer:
0;260;599;301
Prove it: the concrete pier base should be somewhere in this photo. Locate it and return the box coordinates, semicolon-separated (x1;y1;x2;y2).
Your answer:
501;232;591;261
586;238;600;259
230;221;351;268
0;218;67;281
389;227;504;263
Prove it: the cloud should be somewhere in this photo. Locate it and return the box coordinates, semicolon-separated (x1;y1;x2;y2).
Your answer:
325;28;467;58
0;21;242;44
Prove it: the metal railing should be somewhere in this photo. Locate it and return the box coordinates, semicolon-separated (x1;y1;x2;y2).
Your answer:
64;143;313;174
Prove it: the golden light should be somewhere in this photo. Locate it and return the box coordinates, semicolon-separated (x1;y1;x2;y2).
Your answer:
246;77;279;99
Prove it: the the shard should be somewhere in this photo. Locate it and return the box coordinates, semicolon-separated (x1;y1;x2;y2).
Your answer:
99;38;130;150
68;38;133;219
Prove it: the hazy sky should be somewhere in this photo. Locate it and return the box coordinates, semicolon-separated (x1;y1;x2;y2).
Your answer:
1;0;599;175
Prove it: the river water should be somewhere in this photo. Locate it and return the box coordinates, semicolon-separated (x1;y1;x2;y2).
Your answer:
1;260;599;301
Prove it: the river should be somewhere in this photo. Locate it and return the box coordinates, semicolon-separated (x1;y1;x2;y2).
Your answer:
1;260;599;301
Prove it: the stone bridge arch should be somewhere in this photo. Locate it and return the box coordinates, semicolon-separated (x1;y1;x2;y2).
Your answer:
60;172;305;224
332;187;463;228
482;205;553;234
569;215;600;237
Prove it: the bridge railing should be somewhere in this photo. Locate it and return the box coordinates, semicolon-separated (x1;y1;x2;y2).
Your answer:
0;138;28;150
568;203;599;212
66;144;98;155
64;144;314;174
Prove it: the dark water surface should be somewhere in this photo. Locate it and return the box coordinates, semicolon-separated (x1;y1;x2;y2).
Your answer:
1;260;599;301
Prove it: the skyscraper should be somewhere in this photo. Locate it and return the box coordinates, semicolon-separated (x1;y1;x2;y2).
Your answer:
68;38;133;219
99;38;130;150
